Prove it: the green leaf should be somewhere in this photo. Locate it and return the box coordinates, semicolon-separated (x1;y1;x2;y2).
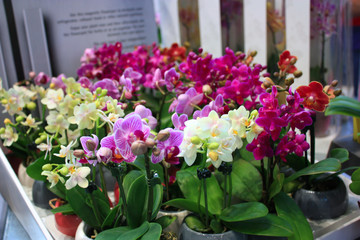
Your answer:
176;167;223;215
155;215;177;230
123;170;143;196
26;150;64;180
269;173;285;201
47;181;66;200
238;140;255;161
350;168;360;195
220;202;268;222
274;192;313;240
284;158;341;184
140;223;162;240
224;214;293;237
66;186;110;229
164;199;206;215
126;175;148;228
151;182;163;220
210;219;223;233
231;159;263;202
184;215;207;232
50;203;74;215
285;154;308;171
325;96;360;118
101;205;121;230
328;148;349;163
96;221;149;240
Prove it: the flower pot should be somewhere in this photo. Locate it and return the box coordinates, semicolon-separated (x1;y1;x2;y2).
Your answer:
75;221;93;240
17;163;34;188
178;220;246;240
32;180;57;209
52;199;82;237
293;176;348;220
157;209;189;236
314;112;339;138
247;235;286;240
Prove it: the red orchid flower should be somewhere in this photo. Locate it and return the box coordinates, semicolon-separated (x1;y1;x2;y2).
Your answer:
278;50;297;74
296;81;330;112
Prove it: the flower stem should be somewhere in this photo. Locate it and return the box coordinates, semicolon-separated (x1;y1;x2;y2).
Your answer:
144;154;153;221
89;192;102;231
203;178;209;229
156;94;167;132
116;175;127;217
223;174;227;209
99;164;109;202
163;163;170;202
227;172;232;207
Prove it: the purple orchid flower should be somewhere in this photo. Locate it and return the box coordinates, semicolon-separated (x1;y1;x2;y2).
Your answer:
246;132;274;160
78;76;93;89
164;68;181;92
96;147;112;163
114;114;150;162
171;113;188;130
133;105;157;130
100;135;123;163
51;74;67;91
80;134;99;165
151;128;184;164
34;72;50;85
175;87;203;116
92;79;120;99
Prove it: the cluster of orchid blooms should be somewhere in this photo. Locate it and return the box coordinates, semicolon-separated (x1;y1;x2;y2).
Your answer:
0;41;340;194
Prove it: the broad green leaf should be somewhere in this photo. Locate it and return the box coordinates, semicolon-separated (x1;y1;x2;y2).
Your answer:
285;154;308;171
238;140;255;161
350;168;360;195
126;175;148;228
224;214;293;237
231;159;263;202
274;192;313;240
140;223;162;240
123;170;143;196
47;180;66;200
176;167;223;215
328;148;349;163
50;203;74;215
220;202;268;222
284;158;341;184
325;96;360;118
210;219;223;233
101;205;121;230
269;173;285;201
96;221;149;240
164;199;206;215
151;183;163;220
155;215;177;229
185;215;207;232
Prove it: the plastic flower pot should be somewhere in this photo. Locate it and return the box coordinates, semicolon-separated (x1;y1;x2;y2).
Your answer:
32;180;57;209
17;163;34;188
52;199;82;237
293;175;348;220
75;221;93;240
178;216;246;240
157;209;189;236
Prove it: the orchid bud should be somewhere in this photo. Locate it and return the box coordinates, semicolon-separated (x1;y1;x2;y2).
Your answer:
157;130;170;142
202;85;212;95
0;128;5;134
250;50;257;57
59;166;69;176
96;147;112;163
208;151;219;162
145;138;155;148
35;138;43;145
1;99;7;105
56;114;64;122
152;147;161;156
250;109;258;118
190;136;201;145
42;164;52;171
49;83;56;89
26;102;37;111
285;77;294;86
293;70;302;78
4;118;12;125
16;116;25;122
273;72;279;77
131;140;148;156
95;87;102;95
334;89;342;96
86;139;97;152
208;142;220;150
290;58;297;65
73;149;85;158
29;71;36;79
331;80;339;87
101;89;108;97
40;134;47;141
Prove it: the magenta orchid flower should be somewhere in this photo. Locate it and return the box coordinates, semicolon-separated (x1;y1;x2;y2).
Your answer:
114;114;150;162
78;76;93;89
171;113;188;130
92;79;120;99
133;105;157;130
34;72;50;85
151;128;183;164
80;134;99;165
50;74;66;91
100;135;123;163
175;87;203;116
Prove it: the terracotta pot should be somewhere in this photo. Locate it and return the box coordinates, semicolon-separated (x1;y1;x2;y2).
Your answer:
17;163;34;187
293;176;348;220
178;219;246;240
157;209;189;236
52;199;82;237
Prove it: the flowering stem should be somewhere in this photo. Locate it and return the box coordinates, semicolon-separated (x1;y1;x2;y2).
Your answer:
41;105;46;123
92;165;96;182
89;192;102;231
163;164;170;202
223;174;227;209
99;164;109;202
203;178;209;228
227;172;232;207
144;154;153;221
156;93;167;132
310;121;315;165
116;175;127;217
